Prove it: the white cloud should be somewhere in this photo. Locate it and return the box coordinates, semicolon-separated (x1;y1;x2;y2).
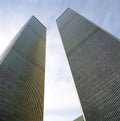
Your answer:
44;22;82;121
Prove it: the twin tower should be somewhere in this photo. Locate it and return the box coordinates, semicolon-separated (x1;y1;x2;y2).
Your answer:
0;8;119;121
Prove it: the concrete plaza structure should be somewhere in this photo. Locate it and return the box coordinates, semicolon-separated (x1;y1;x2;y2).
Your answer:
0;16;46;121
57;8;120;121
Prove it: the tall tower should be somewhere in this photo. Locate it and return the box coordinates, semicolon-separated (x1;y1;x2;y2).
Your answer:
57;8;120;121
0;16;46;121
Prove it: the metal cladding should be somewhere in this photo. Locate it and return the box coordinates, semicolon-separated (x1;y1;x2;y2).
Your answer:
0;16;46;121
57;8;120;121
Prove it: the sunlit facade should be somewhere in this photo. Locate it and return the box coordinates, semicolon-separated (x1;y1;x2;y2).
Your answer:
0;16;46;121
57;8;120;121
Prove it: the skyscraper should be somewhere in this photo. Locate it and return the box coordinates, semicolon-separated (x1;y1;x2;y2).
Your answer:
57;8;120;121
0;16;46;121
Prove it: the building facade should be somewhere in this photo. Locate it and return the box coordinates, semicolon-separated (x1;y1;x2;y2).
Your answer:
57;8;120;121
0;16;46;121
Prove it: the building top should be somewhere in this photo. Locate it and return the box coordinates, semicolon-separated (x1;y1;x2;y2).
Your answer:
56;8;77;30
0;16;46;64
26;16;46;40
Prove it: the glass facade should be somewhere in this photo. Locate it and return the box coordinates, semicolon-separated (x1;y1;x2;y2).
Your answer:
0;16;46;121
57;8;120;121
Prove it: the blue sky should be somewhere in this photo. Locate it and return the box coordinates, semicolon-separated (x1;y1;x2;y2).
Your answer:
0;0;120;121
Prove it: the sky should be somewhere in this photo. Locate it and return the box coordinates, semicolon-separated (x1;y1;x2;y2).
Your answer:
0;0;120;121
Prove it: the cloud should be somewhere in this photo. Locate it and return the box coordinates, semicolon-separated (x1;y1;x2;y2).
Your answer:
45;21;82;121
